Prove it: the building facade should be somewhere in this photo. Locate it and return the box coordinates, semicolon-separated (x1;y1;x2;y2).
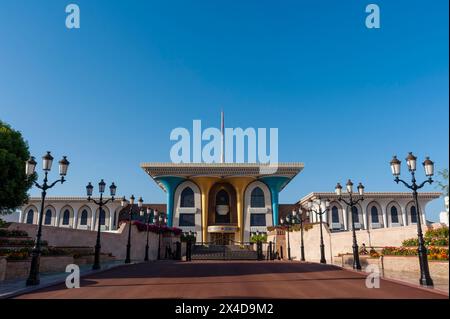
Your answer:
297;192;440;231
19;197;124;232
18;162;441;244
140;163;304;243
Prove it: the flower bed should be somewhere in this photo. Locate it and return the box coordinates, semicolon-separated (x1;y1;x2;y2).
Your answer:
267;224;313;232
0;246;72;261
0;229;29;238
127;220;182;236
381;246;448;261
0;248;31;261
0;238;48;247
402;226;449;247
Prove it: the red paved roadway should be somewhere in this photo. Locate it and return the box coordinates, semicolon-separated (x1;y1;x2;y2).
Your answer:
15;261;447;299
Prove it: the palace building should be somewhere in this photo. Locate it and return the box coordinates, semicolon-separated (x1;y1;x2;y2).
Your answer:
18;161;441;246
140;162;304;243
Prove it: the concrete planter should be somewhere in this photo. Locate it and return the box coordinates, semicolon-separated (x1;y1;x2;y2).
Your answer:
74;254;115;265
337;254;449;280
0;256;74;281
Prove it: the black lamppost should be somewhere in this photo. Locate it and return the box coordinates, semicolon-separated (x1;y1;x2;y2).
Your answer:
255;230;263;261
140;207;152;262
86;180;116;270
280;217;291;260
335;180;365;270
304;198;330;264
185;230;195;261
122;195;143;264
25;152;69;286
390;153;434;287
152;210;167;260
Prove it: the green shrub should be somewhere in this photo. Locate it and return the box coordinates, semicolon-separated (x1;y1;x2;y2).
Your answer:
41;247;70;256
0;229;28;238
425;226;449;239
250;233;267;243
0;218;10;228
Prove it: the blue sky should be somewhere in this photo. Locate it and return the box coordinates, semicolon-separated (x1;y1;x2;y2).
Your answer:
1;0;448;221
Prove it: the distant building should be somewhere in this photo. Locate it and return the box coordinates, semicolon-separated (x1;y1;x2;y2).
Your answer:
439;196;449;226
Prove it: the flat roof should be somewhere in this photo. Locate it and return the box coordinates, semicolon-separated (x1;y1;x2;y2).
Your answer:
141;162;304;179
298;192;441;205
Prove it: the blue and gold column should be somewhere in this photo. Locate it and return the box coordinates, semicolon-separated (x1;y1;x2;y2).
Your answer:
155;176;185;227
260;176;290;226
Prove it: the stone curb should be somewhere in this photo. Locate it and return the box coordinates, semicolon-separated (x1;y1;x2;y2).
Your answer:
331;262;449;297
1;261;139;299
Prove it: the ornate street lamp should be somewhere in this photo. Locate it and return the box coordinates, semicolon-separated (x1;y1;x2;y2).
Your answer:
140;207;153;262
281;209;309;261
86;180;116;270
152;209;166;260
25;152;69;286
123;195;143;264
335;179;365;270
304;198;330;264
292;208;309;261
390;153;434;287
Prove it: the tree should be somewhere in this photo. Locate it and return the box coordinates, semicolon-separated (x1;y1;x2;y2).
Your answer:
0;120;35;214
436;168;449;197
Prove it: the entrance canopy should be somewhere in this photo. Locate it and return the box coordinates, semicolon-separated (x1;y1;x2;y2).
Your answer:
140;162;304;242
141;162;304;191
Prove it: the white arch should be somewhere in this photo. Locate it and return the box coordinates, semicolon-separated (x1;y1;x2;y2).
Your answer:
366;201;383;229
243;181;272;242
22;205;38;224
43;205;57;226
58;205;75;228
406;201;419;225
328;201;344;231
386;201;402;227
173;181;202;241
77;205;93;230
112;206;122;230
346;203;364;230
94;206;111;231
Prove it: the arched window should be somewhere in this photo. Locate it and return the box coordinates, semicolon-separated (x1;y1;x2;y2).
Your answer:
391;206;399;224
410;205;417;223
250;187;265;208
331;206;340;223
80;210;88;225
44;209;52;225
62;209;70;225
180;187;195;207
371;206;379;224
99;209;106;225
351;206;359;223
26;209;34;224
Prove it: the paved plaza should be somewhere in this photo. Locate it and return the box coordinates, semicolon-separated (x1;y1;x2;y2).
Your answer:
13;261;447;299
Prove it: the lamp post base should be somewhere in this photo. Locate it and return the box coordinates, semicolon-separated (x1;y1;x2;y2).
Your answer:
144;244;149;262
352;244;361;270
26;278;40;286
26;253;41;286
320;244;326;264
125;244;131;264
419;277;434;287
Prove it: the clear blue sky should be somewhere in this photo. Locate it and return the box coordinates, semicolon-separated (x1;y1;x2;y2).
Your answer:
1;0;448;221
